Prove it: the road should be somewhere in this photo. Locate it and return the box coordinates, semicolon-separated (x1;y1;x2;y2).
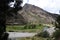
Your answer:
8;32;37;38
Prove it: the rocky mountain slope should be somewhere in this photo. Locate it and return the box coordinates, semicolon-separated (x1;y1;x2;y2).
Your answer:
6;4;59;25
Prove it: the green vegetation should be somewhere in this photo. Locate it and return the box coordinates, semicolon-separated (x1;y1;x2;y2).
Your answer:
6;24;54;40
16;37;47;40
54;15;60;40
53;30;60;38
36;31;49;38
6;24;44;32
16;36;53;40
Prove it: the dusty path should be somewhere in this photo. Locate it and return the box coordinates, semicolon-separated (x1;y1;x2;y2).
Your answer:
8;32;37;38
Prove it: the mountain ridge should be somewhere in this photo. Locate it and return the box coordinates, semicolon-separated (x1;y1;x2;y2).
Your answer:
6;3;59;25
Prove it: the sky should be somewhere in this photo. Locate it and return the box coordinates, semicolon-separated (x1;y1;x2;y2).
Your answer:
22;0;60;14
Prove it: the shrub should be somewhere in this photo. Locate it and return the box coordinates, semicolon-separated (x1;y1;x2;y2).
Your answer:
29;24;36;29
24;24;36;29
53;30;60;40
39;24;43;26
36;31;49;38
24;25;28;29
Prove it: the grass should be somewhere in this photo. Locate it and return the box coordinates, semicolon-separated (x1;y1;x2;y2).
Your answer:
6;24;53;32
6;24;54;40
6;24;44;32
16;36;48;40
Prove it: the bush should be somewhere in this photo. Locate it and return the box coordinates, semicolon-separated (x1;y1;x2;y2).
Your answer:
39;24;43;26
29;24;36;29
36;31;49;38
53;30;60;40
24;25;28;29
24;24;36;29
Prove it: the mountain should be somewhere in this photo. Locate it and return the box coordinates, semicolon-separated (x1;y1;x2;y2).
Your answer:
6;4;59;25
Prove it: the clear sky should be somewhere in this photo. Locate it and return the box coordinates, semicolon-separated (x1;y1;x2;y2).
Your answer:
22;0;60;14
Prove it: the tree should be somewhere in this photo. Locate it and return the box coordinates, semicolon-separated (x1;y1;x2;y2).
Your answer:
55;15;60;29
0;0;23;40
54;13;60;40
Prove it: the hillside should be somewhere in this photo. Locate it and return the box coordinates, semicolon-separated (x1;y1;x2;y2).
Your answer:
6;4;59;25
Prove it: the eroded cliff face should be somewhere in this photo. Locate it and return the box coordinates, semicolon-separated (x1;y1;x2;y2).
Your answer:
6;3;59;25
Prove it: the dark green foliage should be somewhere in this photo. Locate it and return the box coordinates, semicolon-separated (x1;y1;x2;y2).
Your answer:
24;24;36;29
36;31;49;38
29;24;36;29
54;13;60;40
56;16;60;24
53;30;60;40
2;33;9;40
0;0;23;40
39;24;42;26
55;16;60;29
